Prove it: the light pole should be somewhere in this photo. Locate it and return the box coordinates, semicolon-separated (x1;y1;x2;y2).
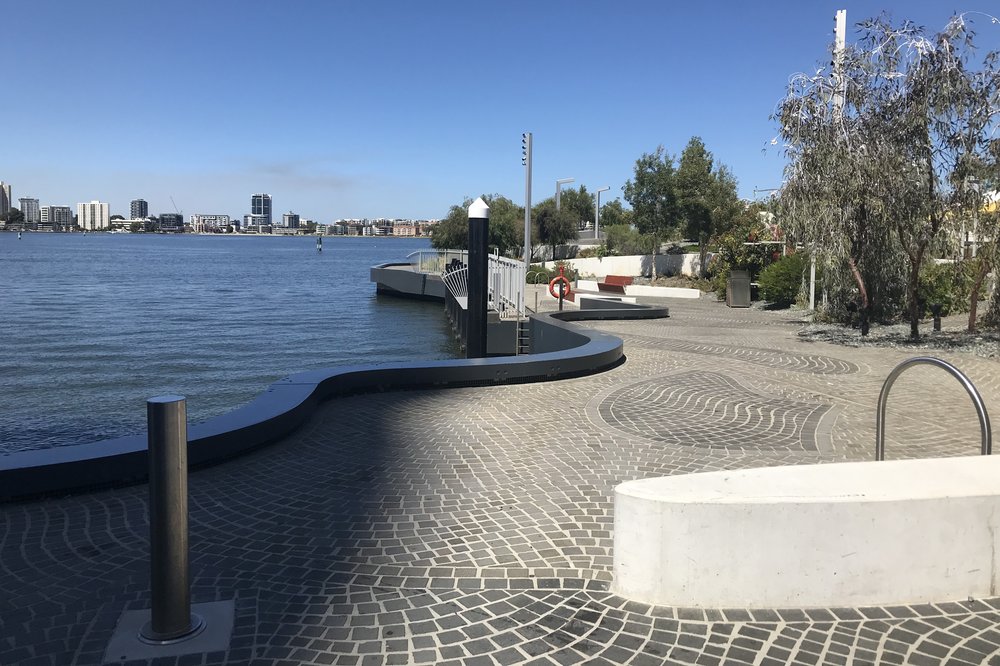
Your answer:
555;178;574;212
522;133;533;271
594;186;610;241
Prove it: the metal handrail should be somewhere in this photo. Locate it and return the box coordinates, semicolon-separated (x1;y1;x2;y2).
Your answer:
875;356;992;461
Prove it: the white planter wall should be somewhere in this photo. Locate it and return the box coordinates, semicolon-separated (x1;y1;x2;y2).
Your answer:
543;253;712;279
614;456;1000;608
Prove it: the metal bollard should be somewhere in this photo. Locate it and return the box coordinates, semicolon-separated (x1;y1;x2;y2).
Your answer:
140;395;205;644
930;303;943;332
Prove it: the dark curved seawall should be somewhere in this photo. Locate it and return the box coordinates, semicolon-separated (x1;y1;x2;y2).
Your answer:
0;303;668;501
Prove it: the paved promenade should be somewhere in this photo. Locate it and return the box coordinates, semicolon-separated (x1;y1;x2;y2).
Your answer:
3;297;1000;665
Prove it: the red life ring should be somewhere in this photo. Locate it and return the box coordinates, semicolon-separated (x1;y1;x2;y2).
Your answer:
549;275;572;299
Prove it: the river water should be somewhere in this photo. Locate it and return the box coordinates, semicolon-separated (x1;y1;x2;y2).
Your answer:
0;233;456;453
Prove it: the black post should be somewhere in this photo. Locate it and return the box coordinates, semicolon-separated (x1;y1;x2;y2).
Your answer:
931;303;943;332
141;395;204;644
467;198;490;358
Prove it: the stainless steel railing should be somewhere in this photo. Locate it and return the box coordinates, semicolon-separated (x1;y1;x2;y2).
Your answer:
875;356;992;461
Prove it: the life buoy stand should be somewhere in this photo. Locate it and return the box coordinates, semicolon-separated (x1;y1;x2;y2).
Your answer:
549;274;572;299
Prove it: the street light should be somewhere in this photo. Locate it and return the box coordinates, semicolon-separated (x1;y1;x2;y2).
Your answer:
594;187;610;241
522;133;533;272
555;178;574;212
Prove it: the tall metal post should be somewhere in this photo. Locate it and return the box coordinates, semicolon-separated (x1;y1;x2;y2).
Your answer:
809;252;816;310
140;395;204;644
833;9;847;119
467;198;490;359
522;133;533;271
595;187;610;241
555;177;574;213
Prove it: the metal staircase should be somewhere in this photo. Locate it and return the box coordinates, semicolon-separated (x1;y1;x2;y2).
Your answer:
515;318;531;355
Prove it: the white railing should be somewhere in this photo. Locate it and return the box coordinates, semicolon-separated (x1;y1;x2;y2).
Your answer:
488;253;524;318
410;249;525;317
441;266;468;298
409;249;468;274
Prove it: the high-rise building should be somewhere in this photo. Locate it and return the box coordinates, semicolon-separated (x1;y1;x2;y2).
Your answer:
19;197;41;224
251;194;272;225
77;200;110;230
40;205;73;230
130;198;148;220
282;211;300;229
157;213;184;231
0;182;10;217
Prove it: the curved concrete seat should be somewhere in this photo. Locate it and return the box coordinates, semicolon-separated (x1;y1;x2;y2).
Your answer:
613;456;1000;608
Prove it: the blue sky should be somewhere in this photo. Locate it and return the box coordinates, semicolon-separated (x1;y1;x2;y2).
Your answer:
5;1;999;222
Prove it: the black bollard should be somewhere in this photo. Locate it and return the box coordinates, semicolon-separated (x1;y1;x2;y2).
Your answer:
931;303;943;332
467;198;490;358
140;395;204;644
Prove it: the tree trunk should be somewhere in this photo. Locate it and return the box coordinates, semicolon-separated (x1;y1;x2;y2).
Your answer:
968;256;991;332
699;238;709;279
847;257;871;336
907;261;921;341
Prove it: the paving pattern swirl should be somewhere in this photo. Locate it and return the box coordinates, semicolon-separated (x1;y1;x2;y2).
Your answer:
3;298;1000;665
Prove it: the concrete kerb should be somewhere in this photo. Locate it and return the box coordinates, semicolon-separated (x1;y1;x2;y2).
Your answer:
0;306;668;501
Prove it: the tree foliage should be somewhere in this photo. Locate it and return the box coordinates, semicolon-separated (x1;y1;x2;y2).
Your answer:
623;146;677;241
556;185;593;227
599;199;632;228
675;137;741;277
776;12;1000;337
533;198;577;260
430;194;525;256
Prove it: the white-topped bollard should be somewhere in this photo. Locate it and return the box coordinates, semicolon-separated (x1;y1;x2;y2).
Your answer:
467;197;490;358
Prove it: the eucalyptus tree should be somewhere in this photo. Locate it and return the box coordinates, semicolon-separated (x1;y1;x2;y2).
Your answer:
623;146;678;279
599;199;633;228
557;185;594;229
533;198;578;260
676;137;741;277
777;13;1000;338
431;194;525;256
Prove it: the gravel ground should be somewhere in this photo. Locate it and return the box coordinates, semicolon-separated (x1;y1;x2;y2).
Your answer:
798;311;1000;359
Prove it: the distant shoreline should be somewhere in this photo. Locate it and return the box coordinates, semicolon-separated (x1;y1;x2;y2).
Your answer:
1;230;431;239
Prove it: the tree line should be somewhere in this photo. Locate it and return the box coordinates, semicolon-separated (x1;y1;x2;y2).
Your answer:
431;135;742;278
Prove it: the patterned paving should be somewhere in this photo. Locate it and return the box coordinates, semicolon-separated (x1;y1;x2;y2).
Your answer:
3;297;1000;665
597;371;833;451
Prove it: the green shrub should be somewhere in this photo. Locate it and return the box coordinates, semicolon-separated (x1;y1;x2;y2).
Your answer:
603;225;652;256
758;253;808;307
917;261;972;317
527;262;578;284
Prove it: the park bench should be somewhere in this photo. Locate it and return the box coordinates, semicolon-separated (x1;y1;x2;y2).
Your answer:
597;275;633;294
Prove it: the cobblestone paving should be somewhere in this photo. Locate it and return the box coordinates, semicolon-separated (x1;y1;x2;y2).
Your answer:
3;298;1000;665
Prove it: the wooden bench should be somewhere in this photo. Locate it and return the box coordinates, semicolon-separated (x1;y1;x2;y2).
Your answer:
597;275;634;294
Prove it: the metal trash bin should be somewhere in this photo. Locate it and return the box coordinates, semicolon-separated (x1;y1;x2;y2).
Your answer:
726;269;751;308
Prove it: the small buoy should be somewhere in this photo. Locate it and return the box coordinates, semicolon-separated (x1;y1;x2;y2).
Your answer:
17;231;22;239
316;236;323;252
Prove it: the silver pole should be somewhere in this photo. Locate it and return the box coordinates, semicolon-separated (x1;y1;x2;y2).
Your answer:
809;252;816;310
555;177;574;213
141;395;204;644
522;132;533;271
595;187;610;241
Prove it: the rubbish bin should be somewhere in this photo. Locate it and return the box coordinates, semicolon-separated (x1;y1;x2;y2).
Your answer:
726;269;751;308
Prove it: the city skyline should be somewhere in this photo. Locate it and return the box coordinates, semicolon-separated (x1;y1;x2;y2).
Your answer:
6;1;998;221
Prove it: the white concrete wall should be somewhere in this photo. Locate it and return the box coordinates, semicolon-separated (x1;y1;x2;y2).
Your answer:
576;280;700;300
614;456;1000;608
544;253;712;279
